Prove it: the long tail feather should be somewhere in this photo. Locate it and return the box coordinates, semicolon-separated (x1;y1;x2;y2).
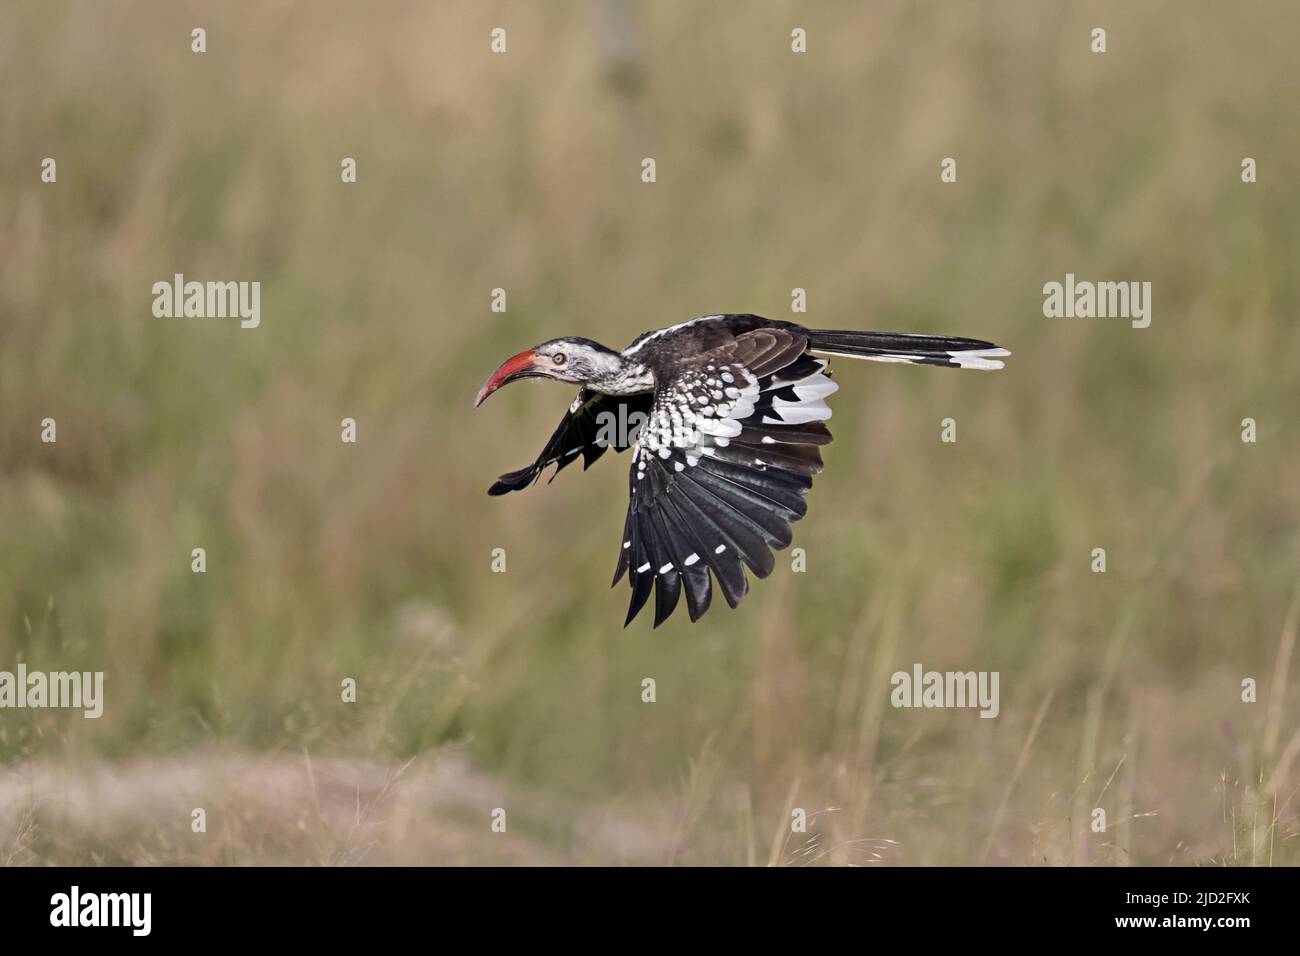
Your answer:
807;329;1010;370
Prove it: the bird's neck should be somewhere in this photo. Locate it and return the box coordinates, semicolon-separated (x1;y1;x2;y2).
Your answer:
590;355;655;396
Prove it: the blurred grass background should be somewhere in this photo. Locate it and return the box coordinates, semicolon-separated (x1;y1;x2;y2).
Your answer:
1;0;1298;865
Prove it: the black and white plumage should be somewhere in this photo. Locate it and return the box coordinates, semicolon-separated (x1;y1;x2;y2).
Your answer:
474;314;1009;626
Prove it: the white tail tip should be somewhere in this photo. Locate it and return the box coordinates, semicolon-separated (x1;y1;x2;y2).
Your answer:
948;347;1011;370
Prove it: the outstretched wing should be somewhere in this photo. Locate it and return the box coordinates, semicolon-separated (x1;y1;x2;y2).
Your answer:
612;328;836;626
488;389;655;496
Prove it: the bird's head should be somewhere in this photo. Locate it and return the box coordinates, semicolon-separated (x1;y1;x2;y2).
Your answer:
474;337;625;407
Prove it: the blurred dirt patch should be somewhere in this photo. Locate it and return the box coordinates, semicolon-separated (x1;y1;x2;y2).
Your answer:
0;750;671;866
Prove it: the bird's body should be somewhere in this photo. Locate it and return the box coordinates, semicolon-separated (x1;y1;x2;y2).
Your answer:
475;314;1008;626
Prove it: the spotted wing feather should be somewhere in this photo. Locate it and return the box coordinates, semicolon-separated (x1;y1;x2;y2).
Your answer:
613;329;838;626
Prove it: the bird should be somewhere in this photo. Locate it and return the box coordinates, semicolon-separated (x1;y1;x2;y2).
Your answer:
474;314;1009;627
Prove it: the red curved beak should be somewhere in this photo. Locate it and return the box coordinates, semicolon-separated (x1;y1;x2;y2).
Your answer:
474;349;540;408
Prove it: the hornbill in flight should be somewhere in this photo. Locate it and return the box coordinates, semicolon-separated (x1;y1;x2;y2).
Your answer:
474;315;1008;627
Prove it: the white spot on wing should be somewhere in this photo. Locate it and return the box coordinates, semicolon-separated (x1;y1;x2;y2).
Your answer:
763;399;832;425
790;374;838;401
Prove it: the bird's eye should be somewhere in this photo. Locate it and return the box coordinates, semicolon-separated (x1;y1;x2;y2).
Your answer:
552;353;567;366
